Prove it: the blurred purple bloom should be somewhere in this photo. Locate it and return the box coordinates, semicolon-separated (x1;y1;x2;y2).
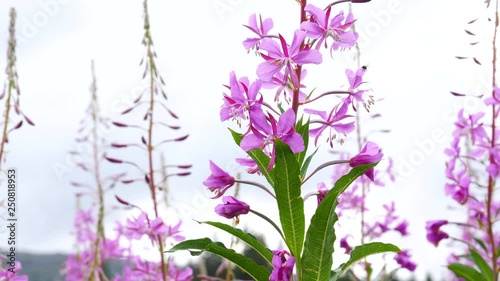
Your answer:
394;220;409;236
203;161;235;199
345;67;371;111
340;235;352;254
453;109;487;144
241;108;304;169
257;30;322;82
215;196;250;219
243;14;273;51
0;261;28;281
316;182;329;205
485;86;500;105
349;141;383;181
394;250;417;271
270;250;295;281
426;220;449;247
444;162;470;205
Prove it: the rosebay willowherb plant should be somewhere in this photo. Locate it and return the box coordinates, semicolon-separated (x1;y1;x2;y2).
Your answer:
103;0;192;280
0;8;31;281
62;61;127;280
425;0;500;280
169;1;401;281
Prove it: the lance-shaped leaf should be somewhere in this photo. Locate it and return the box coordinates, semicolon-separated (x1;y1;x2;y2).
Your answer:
167;238;270;281
448;263;484;281
273;139;305;257
469;248;493;281
330;242;401;281
229;128;274;185
300;163;377;281
197;221;273;264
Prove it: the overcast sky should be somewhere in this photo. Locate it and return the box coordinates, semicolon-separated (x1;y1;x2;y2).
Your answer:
0;0;494;279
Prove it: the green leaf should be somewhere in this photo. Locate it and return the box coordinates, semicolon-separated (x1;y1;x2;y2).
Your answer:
301;163;377;281
168;238;270;281
294;117;309;167
229;128;274;185
330;242;399;281
469;248;493;281
273;139;305;257
197;221;273;264
300;147;318;180
474;238;488;253
448;263;485;281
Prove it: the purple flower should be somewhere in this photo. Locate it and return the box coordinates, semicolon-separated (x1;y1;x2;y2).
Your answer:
270;250;295;281
394;220;409;236
344;67;372;111
453;109;487;144
485;86;500;105
236;157;261;174
243;14;273;51
257;30;322;82
316;182;329;205
394;250;417;271
241;108;304;169
0;261;28;281
301;5;358;52
262;68;308;103
220;72;263;124
215;196;250;219
203;161;235;198
444;164;470;205
426;220;449;247
349;141;383;181
340;235;352;254
305;101;355;147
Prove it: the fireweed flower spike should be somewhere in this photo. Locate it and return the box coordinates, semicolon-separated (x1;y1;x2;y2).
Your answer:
215;196;250;220
203;161;235;198
349;141;383;181
241;107;305;169
270;250;295;281
243;13;274;51
257;30;322;82
425;220;449;247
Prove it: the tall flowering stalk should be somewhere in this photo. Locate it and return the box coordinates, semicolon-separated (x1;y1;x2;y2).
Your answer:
170;1;402;281
62;61;127;280
105;1;192;280
0;8;34;169
426;1;500;280
0;8;31;281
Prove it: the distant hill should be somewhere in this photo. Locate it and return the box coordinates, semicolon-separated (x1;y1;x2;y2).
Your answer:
8;252;67;281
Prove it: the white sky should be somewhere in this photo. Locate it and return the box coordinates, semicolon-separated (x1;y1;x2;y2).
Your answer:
0;0;495;280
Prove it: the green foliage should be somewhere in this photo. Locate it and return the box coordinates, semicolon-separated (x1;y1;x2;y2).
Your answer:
330;242;401;281
168;238;271;281
273;139;305;257
300;163;377;281
448;263;485;281
196;221;273;264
